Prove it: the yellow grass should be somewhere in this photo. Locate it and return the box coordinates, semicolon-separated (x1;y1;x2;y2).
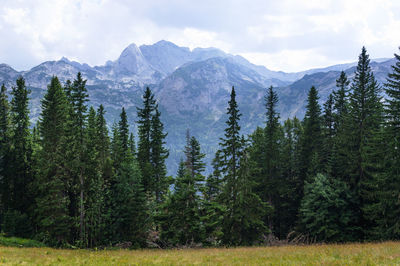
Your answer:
0;241;399;265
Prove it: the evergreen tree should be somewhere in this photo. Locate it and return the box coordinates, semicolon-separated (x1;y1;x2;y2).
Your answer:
321;94;335;173
300;86;322;182
278;118;303;238
137;87;156;195
346;47;384;238
159;160;204;246
35;77;70;245
375;47;400;239
215;87;268;245
299;173;357;242
333;71;350;129
0;84;10;218
184;133;206;180
150;108;169;203
9;77;33;216
109;108;148;246
71;72;89;244
84;107;105;247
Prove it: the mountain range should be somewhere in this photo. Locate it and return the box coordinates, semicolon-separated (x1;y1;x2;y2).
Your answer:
0;40;395;174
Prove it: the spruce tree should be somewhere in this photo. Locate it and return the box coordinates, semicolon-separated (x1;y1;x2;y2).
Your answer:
299;173;357;242
215;87;268;245
109;108;148;246
84;107;105;247
137;87;156;195
35;76;71;244
159;160;204;246
299;86;322;183
377;47;400;239
0;84;10;216
150;107;169;203
9;77;33;216
71;72;89;244
346;47;384;238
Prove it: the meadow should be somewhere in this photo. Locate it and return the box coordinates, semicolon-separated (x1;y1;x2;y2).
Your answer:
0;241;399;265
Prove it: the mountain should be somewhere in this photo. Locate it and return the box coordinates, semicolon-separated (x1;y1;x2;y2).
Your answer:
0;40;394;173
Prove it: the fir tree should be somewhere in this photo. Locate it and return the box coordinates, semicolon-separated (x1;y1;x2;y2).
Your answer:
137;87;156;195
375;47;400;239
0;84;10;216
159;160;204;246
35;76;71;245
150;107;170;203
9;77;33;216
215;87;269;245
346;47;384;238
300;86;322;182
299;173;357;242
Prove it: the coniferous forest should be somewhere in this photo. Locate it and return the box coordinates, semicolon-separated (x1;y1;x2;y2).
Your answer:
0;46;399;248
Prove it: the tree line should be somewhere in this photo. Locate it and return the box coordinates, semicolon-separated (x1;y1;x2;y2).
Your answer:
0;46;399;248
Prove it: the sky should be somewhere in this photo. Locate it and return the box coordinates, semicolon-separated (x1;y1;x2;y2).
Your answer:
1;0;400;72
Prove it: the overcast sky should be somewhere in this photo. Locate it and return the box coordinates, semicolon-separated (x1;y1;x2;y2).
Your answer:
1;0;400;72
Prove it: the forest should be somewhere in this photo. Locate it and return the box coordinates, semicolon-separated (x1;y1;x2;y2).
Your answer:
0;46;399;248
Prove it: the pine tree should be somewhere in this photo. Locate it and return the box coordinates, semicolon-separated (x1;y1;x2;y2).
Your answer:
279;118;303;238
0;84;10;216
137;87;156;195
9;77;33;216
346;47;384;238
159;160;204;246
263;86;282;234
184;133;206;181
150;107;170;203
299;173;357;242
321;93;335;173
215;87;269;245
299;86;322;183
84;107;105;247
35;76;71;245
376;47;400;239
109;108;148;246
330;71;351;180
334;71;350;129
71;72;89;244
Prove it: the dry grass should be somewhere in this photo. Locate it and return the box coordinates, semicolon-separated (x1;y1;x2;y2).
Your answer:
0;241;399;265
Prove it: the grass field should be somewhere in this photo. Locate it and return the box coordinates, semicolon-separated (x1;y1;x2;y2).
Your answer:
0;241;399;265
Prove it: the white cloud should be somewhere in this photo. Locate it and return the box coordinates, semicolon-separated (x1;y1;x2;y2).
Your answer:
0;0;399;71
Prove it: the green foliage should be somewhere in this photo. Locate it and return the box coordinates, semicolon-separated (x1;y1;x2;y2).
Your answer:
300;173;357;242
300;86;322;182
0;234;45;247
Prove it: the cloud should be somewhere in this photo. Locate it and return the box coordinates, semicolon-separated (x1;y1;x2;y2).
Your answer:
0;0;399;72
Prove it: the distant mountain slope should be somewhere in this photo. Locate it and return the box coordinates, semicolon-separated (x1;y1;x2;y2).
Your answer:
0;41;394;174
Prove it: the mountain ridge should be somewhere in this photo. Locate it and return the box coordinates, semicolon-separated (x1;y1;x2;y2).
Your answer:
0;41;395;173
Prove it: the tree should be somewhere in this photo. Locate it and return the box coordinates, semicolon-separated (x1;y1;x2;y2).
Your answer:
35;76;71;245
150;108;169;203
321;93;335;173
333;71;350;130
215;87;269;245
137;87;156;195
374;47;400;239
184;133;206;181
299;173;357;242
84;107;105;247
299;86;322;183
0;84;10;218
9;77;33;215
346;47;384;238
109;109;148;246
159;160;204;246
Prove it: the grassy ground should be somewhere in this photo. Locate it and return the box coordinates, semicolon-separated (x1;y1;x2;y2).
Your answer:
0;241;399;265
